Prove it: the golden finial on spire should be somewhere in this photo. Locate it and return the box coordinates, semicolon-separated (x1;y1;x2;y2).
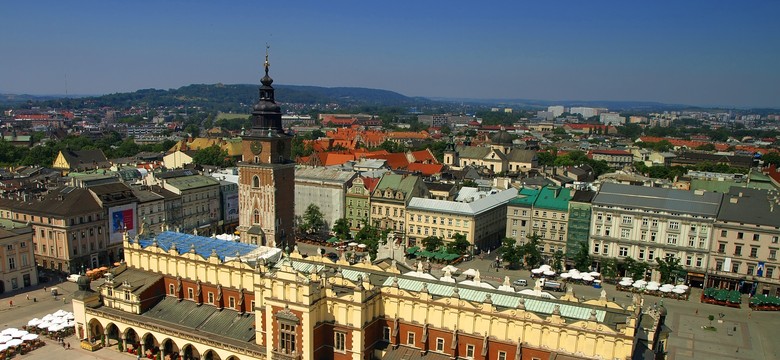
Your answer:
264;44;270;75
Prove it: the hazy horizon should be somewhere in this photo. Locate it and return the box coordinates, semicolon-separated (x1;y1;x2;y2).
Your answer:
1;1;778;108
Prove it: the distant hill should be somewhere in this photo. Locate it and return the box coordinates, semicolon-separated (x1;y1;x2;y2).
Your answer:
431;97;695;112
5;84;430;112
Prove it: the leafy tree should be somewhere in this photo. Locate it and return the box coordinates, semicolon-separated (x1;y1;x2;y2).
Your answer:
617;123;643;139
301;204;325;235
628;261;650;281
601;258;619;280
537;150;556;166
520;234;543;270
696;143;717;151
500;237;521;269
354;222;387;259
185;124;200;137
447;233;471;255
192;145;234;167
331;218;351;241
655;257;685;284
761;152;780;167
422;236;444;252
572;241;592;271
552;250;564;273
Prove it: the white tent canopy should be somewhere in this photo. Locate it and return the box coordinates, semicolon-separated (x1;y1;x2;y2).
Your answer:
461;268;477;277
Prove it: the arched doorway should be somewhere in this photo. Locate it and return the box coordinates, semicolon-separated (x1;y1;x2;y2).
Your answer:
105;323;120;347
203;350;222;360
87;318;104;343
124;328;140;355
142;333;160;359
181;344;200;360
0;280;4;294
162;339;180;360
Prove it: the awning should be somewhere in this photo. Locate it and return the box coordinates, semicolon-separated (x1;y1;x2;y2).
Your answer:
247;226;264;235
326;237;340;244
406;246;420;254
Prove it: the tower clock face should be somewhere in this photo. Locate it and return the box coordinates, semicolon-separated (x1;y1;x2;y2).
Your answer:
251;141;263;155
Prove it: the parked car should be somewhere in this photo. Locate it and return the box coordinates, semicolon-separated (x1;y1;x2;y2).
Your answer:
325;252;339;262
512;279;528;287
66;274;81;282
542;280;565;292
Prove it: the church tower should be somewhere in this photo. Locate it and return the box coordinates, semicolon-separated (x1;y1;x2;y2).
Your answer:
236;48;294;248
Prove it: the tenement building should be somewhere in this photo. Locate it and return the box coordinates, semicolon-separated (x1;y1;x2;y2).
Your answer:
0;219;38;294
589;183;722;285
294;167;356;231
72;231;667;360
708;187;780;296
506;186;573;255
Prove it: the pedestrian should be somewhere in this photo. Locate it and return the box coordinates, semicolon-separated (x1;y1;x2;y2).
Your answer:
8;300;12;307
695;308;699;315
62;341;65;349
67;342;70;350
44;286;46;292
26;294;29;300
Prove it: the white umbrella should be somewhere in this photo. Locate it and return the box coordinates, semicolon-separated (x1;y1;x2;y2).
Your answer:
633;282;645;289
26;318;41;327
0;335;11;344
36;322;51;329
560;273;571;279
539;264;552;271
41;314;54;321
10;330;28;339
672;288;686;294
589;271;601;277
571;273;583;280
568;268;580;274
53;310;68;317
621;277;633;282
646;283;659;291
531;268;543;274
65;313;75;320
0;329;17;336
619;281;633;286
582;275;594;282
647;281;660;287
659;287;672;293
47;324;61;332
347;242;358;247
21;334;38;341
660;284;675;290
675;284;689;290
634;279;647;285
357;244;367;248
0;344;7;352
65;321;75;328
543;270;555;276
5;339;22;347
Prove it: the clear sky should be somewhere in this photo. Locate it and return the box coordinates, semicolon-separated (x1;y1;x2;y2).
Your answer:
1;1;778;108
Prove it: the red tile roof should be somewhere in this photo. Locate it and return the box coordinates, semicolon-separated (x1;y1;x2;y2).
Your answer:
410;149;438;164
589;149;631;156
361;176;381;192
365;152;409;170
407;163;444;176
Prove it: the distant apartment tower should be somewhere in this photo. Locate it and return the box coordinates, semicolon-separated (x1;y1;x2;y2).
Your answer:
599;112;626;126
547;105;565;118
570;107;600;119
417;114;473;128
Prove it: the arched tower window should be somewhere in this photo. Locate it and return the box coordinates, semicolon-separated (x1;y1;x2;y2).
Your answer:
252;175;260;188
254;209;261;225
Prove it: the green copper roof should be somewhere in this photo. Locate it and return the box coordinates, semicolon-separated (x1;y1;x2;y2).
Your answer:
508;187;540;207
534;186;572;211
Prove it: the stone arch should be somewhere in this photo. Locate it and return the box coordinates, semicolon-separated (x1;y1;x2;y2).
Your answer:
181;343;201;360
203;349;222;360
225;356;240;360
161;338;181;360
141;332;161;358
124;328;141;354
87;318;104;342
105;322;121;347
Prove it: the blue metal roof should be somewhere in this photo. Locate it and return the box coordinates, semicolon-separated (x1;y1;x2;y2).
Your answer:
138;231;259;261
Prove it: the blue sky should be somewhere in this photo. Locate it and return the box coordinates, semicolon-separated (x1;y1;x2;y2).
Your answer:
1;1;778;107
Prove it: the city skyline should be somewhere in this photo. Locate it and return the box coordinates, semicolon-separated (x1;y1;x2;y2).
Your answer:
1;1;779;108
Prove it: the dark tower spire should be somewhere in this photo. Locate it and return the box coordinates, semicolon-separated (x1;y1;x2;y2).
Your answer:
251;45;283;134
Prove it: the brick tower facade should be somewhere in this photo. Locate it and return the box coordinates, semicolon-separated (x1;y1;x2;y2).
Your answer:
237;49;294;248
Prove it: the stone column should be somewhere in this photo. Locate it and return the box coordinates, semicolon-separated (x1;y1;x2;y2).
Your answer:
141;342;146;357
104;330;109;347
122;337;128;352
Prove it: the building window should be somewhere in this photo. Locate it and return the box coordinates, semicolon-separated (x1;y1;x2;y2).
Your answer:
773;236;779;244
208;292;214;304
639;248;645;259
721;230;728;237
696;257;703;267
619;247;628;257
279;322;297;354
667;234;678;245
747;265;755;275
718;243;726;253
750;247;758;258
436;338;444;352
593;243;600;254
651;219;658;228
731;263;740;273
622;216;632;225
767;267;775;278
686;255;693;266
229;296;235;308
735;245;742;256
770;249;777;260
466;344;475;359
621;229;631;239
382;327;390;342
169;284;175;295
498;351;507;360
753;234;760;241
124;291;131;301
603;243;609;255
668;221;679;230
252;175;260;188
648;250;655;260
650;232;657;242
335;332;346;352
737;232;744;240
406;332;415;346
188;288;194;299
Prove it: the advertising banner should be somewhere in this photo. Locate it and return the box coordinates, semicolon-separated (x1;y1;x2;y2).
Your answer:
109;203;137;244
